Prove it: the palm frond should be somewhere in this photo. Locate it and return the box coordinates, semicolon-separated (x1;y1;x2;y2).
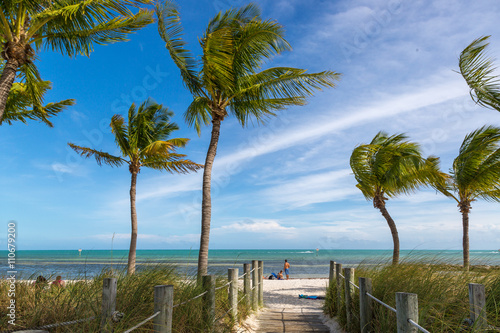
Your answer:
231;68;340;126
68;143;124;167
142;154;203;173
452;125;500;202
141;137;189;158
459;35;500;112
35;9;153;57
156;1;202;95
110;114;131;157
200;25;235;97
2;80;74;126
232;19;291;75
184;96;211;135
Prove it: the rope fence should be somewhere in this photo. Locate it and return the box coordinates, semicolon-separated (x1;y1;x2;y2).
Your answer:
330;260;489;333
3;260;264;333
408;319;431;333
366;292;397;313
173;290;208;308
215;281;231;291
123;311;160;333
1;315;98;333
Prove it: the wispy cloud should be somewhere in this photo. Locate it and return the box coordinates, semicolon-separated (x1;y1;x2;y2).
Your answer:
216;219;295;233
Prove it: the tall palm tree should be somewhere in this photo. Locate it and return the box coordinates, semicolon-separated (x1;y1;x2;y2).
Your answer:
459;35;500;112
350;132;442;265
157;1;341;279
436;126;500;270
69;99;202;274
0;0;154;123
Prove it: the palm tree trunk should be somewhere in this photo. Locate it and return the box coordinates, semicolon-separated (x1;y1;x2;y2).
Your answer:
128;171;138;275
0;58;19;123
462;210;470;270
378;204;400;265
197;118;221;281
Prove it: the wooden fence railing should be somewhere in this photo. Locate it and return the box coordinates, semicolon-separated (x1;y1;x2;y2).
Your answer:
328;261;489;333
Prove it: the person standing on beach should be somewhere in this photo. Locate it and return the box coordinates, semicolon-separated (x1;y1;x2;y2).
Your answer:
284;260;290;280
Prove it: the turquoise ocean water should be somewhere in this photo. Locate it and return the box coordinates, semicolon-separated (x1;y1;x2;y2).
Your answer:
1;249;499;279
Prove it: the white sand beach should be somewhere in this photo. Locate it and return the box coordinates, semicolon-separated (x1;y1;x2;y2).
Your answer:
237;278;344;333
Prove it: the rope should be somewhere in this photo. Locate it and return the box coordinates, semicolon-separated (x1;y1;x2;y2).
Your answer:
366;292;397;313
339;273;345;279
215;281;232;291
408;319;431;333
214;306;232;323
122;311;160;333
173;291;208;308
214;293;248;322
349;280;360;290
6;315;97;332
237;293;248;305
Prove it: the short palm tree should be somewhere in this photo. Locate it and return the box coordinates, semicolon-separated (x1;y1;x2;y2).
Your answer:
350;132;442;265
69;99;203;274
0;0;153;123
436;126;500;270
459;35;500;112
157;2;341;279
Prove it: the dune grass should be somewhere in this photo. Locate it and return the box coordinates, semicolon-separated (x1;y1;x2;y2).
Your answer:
324;259;500;332
0;265;252;332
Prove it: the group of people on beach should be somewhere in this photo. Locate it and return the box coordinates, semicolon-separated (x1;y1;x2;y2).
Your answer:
34;275;66;289
268;260;291;280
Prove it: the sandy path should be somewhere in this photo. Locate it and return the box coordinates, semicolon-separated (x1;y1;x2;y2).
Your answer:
237;278;344;333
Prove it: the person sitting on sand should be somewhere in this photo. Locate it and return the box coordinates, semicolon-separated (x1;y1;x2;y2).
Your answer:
34;275;48;290
277;270;284;280
51;275;66;288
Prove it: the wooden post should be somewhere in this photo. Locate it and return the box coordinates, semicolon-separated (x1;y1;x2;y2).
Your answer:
258;261;264;307
100;277;117;332
335;263;343;314
359;277;373;333
243;263;251;303
396;292;418;333
252;260;258;310
469;283;487;329
228;268;238;321
153;285;173;333
202;275;215;329
329;261;336;287
343;268;355;331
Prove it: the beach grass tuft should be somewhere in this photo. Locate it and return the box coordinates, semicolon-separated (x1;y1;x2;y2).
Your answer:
324;258;500;332
0;265;252;332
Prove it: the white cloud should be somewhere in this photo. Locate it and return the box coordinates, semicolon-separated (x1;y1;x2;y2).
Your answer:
91;233;200;243
260;169;358;208
217;219;295;233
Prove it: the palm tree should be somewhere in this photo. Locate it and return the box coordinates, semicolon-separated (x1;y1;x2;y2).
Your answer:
459;35;500;112
0;0;154;123
69;99;202;274
435;126;500;270
156;2;341;279
350;132;442;265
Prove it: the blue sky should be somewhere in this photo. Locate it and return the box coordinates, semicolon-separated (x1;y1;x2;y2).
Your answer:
2;0;500;251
